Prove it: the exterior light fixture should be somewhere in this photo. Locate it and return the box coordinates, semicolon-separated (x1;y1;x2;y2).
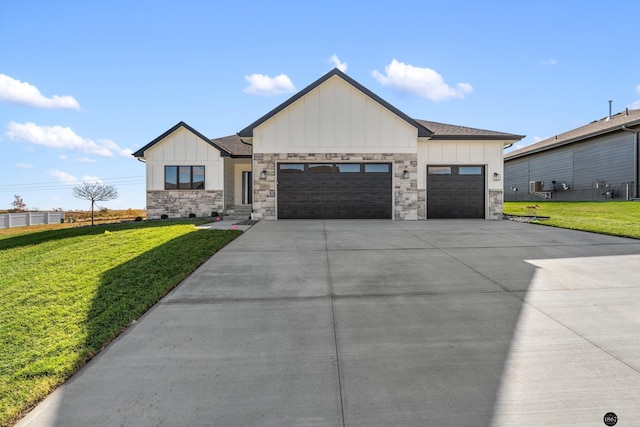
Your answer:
403;170;410;179
260;170;267;179
493;172;501;181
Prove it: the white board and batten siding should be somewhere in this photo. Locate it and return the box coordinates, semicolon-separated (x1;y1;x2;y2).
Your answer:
417;140;505;191
253;75;418;154
143;127;224;191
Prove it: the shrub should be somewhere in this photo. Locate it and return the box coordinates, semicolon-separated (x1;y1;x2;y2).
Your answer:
188;213;196;218
160;214;169;219
211;211;219;217
134;216;143;222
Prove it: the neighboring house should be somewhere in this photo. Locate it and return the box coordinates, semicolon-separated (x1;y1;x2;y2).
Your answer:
504;109;640;201
134;68;523;220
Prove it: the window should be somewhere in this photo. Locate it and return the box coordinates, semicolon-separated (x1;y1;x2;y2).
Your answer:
428;166;451;175
279;164;305;173
459;166;482;175
165;166;205;190
165;166;178;189
336;164;361;173
364;164;390;173
308;164;334;173
192;166;205;189
277;163;391;174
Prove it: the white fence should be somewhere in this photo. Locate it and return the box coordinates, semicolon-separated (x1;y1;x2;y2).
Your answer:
0;211;65;229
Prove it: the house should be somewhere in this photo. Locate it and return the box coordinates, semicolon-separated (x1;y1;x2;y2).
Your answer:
504;109;640;201
133;68;524;220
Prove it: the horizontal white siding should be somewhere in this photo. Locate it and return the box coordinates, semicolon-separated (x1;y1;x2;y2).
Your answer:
253;76;418;154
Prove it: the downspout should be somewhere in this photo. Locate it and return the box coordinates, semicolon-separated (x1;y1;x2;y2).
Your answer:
622;125;640;198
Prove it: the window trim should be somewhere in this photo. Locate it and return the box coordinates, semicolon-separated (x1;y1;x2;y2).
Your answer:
165;165;205;190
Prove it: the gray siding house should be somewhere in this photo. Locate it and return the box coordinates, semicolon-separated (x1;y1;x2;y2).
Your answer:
504;109;640;201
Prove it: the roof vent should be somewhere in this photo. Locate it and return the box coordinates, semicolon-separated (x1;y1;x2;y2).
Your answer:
607;100;612;120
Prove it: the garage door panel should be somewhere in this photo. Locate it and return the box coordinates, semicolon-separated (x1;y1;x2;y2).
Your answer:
427;165;485;219
278;164;391;219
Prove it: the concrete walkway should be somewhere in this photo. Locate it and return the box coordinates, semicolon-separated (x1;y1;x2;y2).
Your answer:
18;220;640;426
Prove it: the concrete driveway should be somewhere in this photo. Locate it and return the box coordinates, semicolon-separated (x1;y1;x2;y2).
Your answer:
18;220;640;426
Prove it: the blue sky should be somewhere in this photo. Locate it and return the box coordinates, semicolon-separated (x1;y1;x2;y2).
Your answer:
1;0;639;211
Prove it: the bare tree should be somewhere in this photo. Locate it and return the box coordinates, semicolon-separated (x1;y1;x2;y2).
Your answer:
11;194;27;212
73;182;118;226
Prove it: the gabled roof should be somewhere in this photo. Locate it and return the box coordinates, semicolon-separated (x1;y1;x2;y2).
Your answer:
132;121;235;159
505;109;640;160
238;68;433;138
415;119;525;141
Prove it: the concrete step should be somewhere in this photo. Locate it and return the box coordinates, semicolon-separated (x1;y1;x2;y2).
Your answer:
225;205;252;215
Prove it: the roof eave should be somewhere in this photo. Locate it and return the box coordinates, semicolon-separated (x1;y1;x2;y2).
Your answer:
505;119;640;161
133;121;231;159
429;134;525;141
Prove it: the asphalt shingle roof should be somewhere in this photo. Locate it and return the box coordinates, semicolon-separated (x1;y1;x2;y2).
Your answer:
505;109;640;160
211;135;252;157
415;119;524;140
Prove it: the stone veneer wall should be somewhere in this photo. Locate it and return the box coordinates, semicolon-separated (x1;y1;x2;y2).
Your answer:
253;153;418;220
146;190;224;219
488;190;503;220
417;189;426;220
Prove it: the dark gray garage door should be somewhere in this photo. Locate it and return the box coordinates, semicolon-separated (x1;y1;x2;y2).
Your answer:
277;163;392;219
427;165;485;218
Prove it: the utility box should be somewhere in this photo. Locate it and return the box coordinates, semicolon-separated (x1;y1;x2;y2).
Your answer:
529;181;544;193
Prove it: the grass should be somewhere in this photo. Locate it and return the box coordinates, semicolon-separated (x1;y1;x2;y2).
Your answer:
503;201;640;239
0;220;241;426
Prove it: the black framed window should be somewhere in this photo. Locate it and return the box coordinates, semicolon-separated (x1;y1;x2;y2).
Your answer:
165;166;205;190
278;163;391;174
364;164;390;173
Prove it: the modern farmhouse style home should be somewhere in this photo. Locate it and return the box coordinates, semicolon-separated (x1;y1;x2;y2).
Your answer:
133;69;524;220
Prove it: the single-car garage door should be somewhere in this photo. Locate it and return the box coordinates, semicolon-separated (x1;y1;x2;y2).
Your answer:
277;163;392;219
427;165;485;218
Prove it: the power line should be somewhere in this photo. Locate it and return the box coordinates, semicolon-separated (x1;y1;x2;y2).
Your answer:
0;176;144;188
0;176;145;193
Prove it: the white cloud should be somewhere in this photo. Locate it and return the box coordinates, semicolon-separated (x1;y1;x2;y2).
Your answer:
119;148;133;158
540;58;558;66
243;73;296;96
78;157;96;163
372;59;473;101
6;122;132;157
0;74;80;109
532;136;547;143
59;155;68;160
16;162;33;169
329;54;348;72
48;169;103;185
49;169;78;184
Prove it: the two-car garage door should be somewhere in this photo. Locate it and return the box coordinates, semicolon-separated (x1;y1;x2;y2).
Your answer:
275;163;485;219
277;163;392;219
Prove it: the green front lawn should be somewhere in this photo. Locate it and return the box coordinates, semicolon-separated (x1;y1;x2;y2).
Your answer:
503;201;640;239
0;220;241;426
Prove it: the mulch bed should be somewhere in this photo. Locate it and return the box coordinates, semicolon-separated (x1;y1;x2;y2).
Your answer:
503;214;550;223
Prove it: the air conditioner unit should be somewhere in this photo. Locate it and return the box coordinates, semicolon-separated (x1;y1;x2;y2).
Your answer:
529;181;544;193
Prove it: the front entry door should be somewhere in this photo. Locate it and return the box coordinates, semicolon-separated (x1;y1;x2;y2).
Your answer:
242;171;252;205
